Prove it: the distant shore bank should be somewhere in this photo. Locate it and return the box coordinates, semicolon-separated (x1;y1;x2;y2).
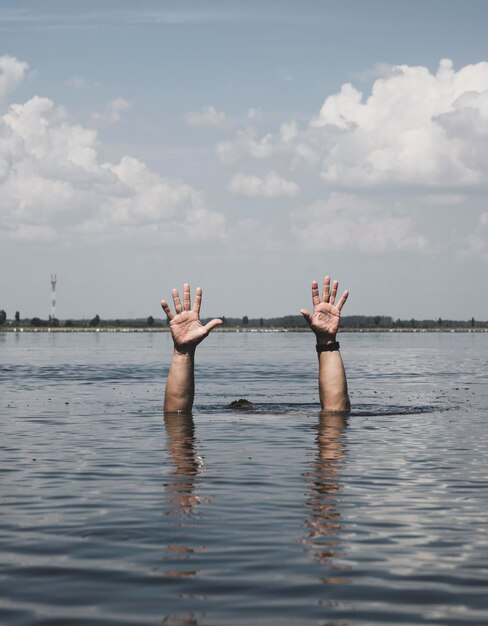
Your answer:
2;327;487;334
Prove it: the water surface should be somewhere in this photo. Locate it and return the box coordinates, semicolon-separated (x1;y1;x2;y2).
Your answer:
1;331;487;625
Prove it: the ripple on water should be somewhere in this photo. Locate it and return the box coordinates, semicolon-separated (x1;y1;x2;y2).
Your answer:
1;332;487;625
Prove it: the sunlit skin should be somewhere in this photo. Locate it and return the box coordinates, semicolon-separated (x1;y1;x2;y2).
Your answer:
162;276;350;413
301;276;351;412
161;283;222;413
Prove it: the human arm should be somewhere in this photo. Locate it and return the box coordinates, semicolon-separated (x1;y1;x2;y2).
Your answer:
161;283;222;413
300;276;350;412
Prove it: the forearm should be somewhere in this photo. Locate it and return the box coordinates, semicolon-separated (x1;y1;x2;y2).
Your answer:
317;339;350;412
164;349;195;413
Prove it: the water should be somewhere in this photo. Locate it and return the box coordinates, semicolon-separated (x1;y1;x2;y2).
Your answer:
1;331;487;625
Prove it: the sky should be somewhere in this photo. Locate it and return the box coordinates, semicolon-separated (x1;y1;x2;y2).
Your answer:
1;0;487;321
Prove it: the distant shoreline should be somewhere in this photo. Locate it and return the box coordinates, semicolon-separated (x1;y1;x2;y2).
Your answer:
2;327;487;334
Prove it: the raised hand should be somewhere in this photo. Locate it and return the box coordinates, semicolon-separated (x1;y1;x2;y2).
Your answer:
300;276;349;342
161;283;222;353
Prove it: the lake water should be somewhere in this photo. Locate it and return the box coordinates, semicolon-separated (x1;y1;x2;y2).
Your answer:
1;331;487;626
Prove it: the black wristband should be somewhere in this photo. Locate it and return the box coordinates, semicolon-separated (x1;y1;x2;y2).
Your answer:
316;341;340;354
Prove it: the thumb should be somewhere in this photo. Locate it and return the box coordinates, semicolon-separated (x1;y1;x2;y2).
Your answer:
204;318;223;334
300;309;312;328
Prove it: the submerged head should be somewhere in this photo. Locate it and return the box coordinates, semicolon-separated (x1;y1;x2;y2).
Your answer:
226;398;255;410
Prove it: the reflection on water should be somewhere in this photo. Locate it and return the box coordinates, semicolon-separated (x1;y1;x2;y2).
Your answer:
164;413;202;517
305;413;349;586
163;412;204;601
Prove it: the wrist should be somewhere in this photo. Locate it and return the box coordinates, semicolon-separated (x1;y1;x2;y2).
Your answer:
316;340;340;354
173;346;196;358
315;334;337;346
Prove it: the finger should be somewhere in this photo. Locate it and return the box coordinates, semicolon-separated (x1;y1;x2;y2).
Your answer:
160;299;174;321
300;308;312;328
172;288;182;314
193;287;202;314
183;283;191;311
311;280;320;307
336;290;349;312
323;276;330;303
204;318;223;334
329;280;338;305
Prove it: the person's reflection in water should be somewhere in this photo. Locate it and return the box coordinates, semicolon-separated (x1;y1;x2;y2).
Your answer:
162;412;207;625
305;411;349;584
164;412;202;517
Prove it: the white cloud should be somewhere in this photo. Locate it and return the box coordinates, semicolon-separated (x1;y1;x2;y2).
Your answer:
185;105;229;128
90;97;132;127
291;193;428;253
313;59;488;186
219;59;488;190
0;55;28;103
354;62;405;82
0;57;227;244
228;171;299;198
217;120;317;167
217;128;282;165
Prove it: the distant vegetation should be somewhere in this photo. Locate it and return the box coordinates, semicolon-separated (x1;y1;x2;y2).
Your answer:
205;314;485;330
0;311;486;330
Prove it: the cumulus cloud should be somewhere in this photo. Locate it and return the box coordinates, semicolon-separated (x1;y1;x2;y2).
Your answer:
0;55;29;103
185;105;229;128
90;97;132;127
217;128;283;165
228;171;299;198
219;59;488;190
0;56;227;244
354;62;405;82
291;193;428;253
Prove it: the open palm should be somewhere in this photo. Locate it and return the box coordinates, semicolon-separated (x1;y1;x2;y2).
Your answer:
301;276;349;340
307;302;342;337
170;311;213;349
161;284;222;352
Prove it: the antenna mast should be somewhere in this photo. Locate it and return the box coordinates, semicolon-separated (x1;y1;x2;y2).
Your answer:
50;273;57;320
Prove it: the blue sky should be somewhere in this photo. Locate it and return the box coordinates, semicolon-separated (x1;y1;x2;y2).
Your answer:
1;0;487;320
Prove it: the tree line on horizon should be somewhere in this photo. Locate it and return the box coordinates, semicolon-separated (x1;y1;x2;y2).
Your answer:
0;310;486;330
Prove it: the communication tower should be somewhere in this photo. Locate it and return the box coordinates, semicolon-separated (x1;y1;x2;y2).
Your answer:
50;273;57;319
